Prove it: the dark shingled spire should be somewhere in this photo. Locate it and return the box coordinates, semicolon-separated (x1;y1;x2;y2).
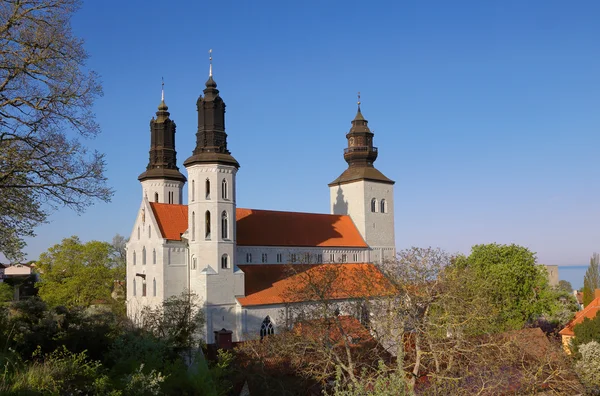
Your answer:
329;95;394;186
138;87;186;183
184;51;239;169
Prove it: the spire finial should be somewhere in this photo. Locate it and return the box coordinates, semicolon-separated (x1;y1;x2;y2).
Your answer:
357;91;361;110
209;49;213;77
161;77;164;102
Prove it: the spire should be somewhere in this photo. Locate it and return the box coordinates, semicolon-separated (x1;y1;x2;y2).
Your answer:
354;91;365;121
206;48;217;88
209;49;213;77
158;77;168;112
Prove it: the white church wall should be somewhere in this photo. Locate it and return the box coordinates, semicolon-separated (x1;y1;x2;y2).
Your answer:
140;179;184;205
236;246;370;265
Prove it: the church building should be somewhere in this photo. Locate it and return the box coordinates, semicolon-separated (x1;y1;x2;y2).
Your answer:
126;63;396;343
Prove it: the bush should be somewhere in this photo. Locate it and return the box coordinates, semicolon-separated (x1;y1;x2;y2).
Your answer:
576;341;600;395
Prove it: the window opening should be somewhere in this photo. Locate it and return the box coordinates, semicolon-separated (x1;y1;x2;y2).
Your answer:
192;212;195;241
142;279;146;297
371;198;377;213
221;254;229;269
260;316;275;339
221;211;228;239
154;192;159;202
262;253;268;263
133;251;136;266
133;279;136;296
192;180;195;201
142;247;146;265
222;179;228;200
205;211;211;239
381;199;386;213
153;278;156;297
205;179;211;199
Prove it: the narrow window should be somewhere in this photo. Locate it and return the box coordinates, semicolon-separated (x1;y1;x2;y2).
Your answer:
371;198;377;213
353;253;358;262
153;278;156;297
142;247;146;265
192;180;195;201
171;191;174;204
260;316;275;339
133;279;136;296
168;248;171;265
221;254;229;269
330;253;335;263
205;179;211;199
142;279;146;297
205;211;211;239
246;253;252;263
222;179;228;200
133;251;136;266
191;211;196;241
221;211;228;239
154;192;159;203
262;253;268;263
276;253;282;263
137;226;140;240
153;249;156;265
148;225;151;238
291;253;297;263
317;254;323;263
380;199;386;213
304;253;310;263
192;257;197;270
341;253;347;263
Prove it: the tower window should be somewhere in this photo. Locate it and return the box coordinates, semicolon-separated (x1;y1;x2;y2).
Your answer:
371;198;377;213
154;192;159;203
148;225;151;238
192;180;195;202
133;251;136;266
246;253;252;263
192;211;196;241
222;179;228;200
169;191;174;204
142;247;146;265
205;179;211;200
221;211;228;239
380;199;386;213
133;278;136;296
260;316;275;339
262;253;268;263
137;227;140;240
205;211;211;239
153;249;156;265
192;256;197;270
153;278;156;297
221;254;229;269
276;253;283;263
142;279;146;297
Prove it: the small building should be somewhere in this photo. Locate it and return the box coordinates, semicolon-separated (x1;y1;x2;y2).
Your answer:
559;289;600;353
543;264;559;287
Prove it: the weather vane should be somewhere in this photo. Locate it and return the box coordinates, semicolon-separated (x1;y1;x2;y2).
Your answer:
161;77;164;101
357;91;361;107
209;49;213;77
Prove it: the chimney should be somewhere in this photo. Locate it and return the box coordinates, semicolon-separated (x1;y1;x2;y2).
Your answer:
213;328;233;350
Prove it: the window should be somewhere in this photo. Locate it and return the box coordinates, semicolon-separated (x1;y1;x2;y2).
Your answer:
133;279;136;296
153;278;156;297
380;199;386;213
205;179;211;199
290;253;297;263
153;249;156;264
341;254;347;263
154;192;159;203
330;253;335;263
353;253;358;262
168;191;173;204
191;212;195;241
137;226;140;240
205;211;211;239
142;247;146;265
142;279;146;297
304;253;310;263
221;211;228;239
371;198;377;213
276;253;283;263
192;256;197;270
168;248;171;265
262;253;268;263
246;253;252;263
317;254;323;263
221;254;229;269
260;316;275;339
133;251;136;266
148;225;151;238
192;180;195;201
222;179;228;200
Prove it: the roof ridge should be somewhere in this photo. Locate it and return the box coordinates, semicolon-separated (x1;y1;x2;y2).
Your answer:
238;207;347;217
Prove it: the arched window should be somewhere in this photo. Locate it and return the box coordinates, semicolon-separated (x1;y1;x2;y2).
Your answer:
148;225;151;238
142;279;147;297
260;316;275;339
205;211;211;239
153;278;156;297
221;211;228;239
371;198;377;213
133;251;136;266
154;192;159;203
191;211;196;241
133;278;136;296
142;247;146;265
192;180;195;201
380;199;386;213
137;227;140;240
221;254;229;269
205;179;211;199
192;256;197;270
222;179;228;200
152;249;156;265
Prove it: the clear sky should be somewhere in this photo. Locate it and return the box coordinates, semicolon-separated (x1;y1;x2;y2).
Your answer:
15;0;600;267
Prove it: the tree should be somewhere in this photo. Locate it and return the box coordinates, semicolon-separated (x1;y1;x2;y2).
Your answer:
36;236;119;309
0;0;110;261
572;312;600;355
558;280;574;293
454;243;553;330
0;281;12;302
575;341;600;394
583;253;600;307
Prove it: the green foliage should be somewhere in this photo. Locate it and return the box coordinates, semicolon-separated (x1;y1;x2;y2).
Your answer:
454;243;553;330
584;253;600;307
572;312;600;355
329;361;411;396
36;236;122;311
558;280;574;293
122;364;167;396
0;282;13;303
575;341;600;394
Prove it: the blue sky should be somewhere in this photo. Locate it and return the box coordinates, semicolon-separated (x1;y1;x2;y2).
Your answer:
15;0;600;269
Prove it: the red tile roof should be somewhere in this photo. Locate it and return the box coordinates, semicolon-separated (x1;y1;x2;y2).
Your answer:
559;296;600;336
149;204;367;248
237;264;392;306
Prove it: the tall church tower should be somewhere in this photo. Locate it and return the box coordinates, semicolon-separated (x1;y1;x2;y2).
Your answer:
183;53;243;340
138;87;186;203
329;96;396;263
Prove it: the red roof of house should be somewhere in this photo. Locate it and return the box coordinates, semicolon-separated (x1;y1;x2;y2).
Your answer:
559;296;600;336
149;203;367;248
237;263;392;306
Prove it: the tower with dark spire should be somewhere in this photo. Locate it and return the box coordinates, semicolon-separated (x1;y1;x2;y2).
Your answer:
329;95;396;264
138;82;186;204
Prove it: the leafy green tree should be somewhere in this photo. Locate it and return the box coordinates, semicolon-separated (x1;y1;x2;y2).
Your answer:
36;236;119;309
583;253;600;307
0;281;13;302
454;243;553;330
572;312;600;354
558;280;573;293
575;341;600;393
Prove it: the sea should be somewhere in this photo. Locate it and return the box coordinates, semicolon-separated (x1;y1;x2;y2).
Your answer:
557;265;588;290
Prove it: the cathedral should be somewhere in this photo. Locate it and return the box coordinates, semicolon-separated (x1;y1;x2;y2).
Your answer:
126;64;396;343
